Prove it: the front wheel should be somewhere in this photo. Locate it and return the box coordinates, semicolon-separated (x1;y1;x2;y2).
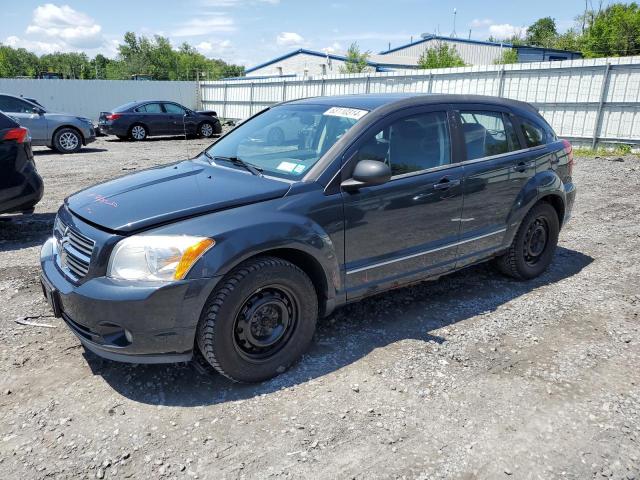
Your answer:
495;202;560;280
197;256;318;383
198;121;215;138
53;128;82;153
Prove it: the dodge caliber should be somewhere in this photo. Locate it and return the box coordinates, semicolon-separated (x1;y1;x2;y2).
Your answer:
40;94;576;382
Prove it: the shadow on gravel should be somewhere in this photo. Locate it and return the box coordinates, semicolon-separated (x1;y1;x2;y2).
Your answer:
87;246;593;407
0;213;55;252
33;148;108;155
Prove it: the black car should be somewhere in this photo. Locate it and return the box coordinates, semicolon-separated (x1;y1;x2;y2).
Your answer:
98;100;222;141
40;94;576;383
0;112;44;215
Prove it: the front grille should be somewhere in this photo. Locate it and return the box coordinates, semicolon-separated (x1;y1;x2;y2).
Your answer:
54;216;95;280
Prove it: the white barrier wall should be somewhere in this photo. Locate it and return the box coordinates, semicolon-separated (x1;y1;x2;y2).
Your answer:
201;56;640;146
0;79;199;120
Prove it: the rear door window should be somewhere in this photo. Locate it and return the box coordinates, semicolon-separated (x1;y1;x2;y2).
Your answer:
143;103;163;113
460;111;518;160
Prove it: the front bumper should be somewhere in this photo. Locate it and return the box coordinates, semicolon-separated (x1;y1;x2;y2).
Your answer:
40;238;220;363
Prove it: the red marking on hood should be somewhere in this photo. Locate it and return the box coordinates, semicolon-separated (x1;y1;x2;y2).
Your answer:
87;192;118;208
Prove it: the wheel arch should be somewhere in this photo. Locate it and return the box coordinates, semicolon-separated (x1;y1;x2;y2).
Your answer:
220;247;334;318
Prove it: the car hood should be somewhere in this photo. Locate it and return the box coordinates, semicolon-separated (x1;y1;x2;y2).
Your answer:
66;159;290;232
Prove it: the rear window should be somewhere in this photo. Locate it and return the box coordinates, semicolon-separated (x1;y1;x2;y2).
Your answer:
113;102;137;113
0;112;18;129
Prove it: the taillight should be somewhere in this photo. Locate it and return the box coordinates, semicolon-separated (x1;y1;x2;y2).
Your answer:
106;113;122;121
562;139;574;176
3;127;29;143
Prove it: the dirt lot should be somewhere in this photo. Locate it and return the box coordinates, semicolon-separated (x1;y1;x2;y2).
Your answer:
0;135;639;480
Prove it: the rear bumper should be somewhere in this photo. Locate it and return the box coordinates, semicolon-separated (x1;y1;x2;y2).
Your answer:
98;123;128;136
0;158;44;215
40;237;221;364
563;181;577;225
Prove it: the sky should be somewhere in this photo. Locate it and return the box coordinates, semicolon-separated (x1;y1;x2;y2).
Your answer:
0;1;616;68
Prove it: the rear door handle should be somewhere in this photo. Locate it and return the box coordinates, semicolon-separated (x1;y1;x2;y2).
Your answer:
433;177;461;190
512;161;534;173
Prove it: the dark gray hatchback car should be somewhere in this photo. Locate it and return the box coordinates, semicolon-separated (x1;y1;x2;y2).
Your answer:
40;93;576;382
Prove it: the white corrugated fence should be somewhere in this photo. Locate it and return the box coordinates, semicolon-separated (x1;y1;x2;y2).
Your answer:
201;56;640;147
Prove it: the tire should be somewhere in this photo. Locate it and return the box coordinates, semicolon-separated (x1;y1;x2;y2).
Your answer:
198;121;215;138
496;202;560;280
129;124;147;141
197;256;318;383
116;135;129;141
53;128;82;153
267;127;285;146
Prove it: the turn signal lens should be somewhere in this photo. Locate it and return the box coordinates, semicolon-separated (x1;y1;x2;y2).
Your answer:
174;238;215;280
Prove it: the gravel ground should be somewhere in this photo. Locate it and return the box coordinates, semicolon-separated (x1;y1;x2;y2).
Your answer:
0;135;639;480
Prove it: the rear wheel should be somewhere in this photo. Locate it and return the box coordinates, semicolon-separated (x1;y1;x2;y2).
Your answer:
496;202;559;279
129;124;147;141
53;128;82;153
197;256;318;383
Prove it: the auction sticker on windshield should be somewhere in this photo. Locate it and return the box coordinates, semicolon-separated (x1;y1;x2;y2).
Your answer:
323;107;368;120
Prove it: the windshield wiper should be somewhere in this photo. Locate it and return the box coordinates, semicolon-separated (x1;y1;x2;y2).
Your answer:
205;153;263;177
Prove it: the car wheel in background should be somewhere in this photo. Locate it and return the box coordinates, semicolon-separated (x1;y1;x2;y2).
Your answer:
197;256;318;383
53;128;82;154
198;121;215;138
496;201;560;280
129;124;148;141
267;127;285;146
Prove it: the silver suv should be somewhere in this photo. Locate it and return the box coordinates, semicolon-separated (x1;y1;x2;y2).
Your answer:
0;94;96;153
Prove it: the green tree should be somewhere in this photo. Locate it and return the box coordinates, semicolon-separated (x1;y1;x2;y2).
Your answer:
526;17;558;47
582;2;640;57
0;45;39;77
417;43;466;69
340;42;370;73
494;48;519;64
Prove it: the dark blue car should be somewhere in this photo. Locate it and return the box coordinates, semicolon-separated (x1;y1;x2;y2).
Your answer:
40;94;576;382
98;100;222;141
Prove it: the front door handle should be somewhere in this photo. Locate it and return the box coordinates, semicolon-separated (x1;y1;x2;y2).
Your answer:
433;177;461;190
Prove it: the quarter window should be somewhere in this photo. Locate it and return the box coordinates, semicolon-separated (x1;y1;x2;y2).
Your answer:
354;112;451;177
460;111;517;160
520;119;545;147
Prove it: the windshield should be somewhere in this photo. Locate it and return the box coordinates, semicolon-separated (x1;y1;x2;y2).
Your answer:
205;104;368;179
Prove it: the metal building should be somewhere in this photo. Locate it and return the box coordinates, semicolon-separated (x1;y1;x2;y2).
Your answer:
379;35;583;65
244;37;583;78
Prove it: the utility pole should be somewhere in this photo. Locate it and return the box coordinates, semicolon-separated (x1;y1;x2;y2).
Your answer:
451;8;457;38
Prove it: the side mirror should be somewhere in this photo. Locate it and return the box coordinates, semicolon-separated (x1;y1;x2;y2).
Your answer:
36;108;45;115
341;159;392;191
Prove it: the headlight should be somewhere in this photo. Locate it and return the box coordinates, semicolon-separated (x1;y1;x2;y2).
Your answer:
107;235;214;281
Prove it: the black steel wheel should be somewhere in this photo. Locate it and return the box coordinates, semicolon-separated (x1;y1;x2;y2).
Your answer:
197;256;318;383
496;201;560;280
